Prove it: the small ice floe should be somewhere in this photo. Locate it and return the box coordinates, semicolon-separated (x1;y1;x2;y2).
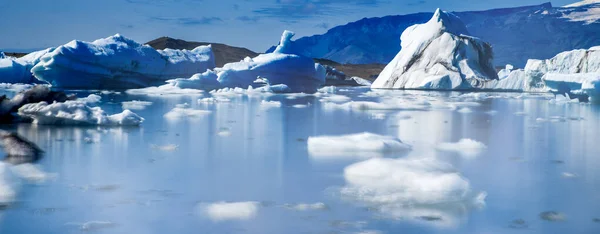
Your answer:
436;139;487;158
371;113;386;120
150;144;179;151
485;110;498;115
175;103;190;108
65;221;116;231
121;100;153;110
283;92;312;100
536;118;547;122
164;108;211;120
260;100;282;109
0;83;35;93
76;94;102;104
340;157;486;228
323;101;430;112
549;116;567;122
126;85;205;96
508;219;529;229
18;100;144;126
457;107;473;114
292;104;309;108
217;128;231;137
100;90;121;95
283;202;328;211
561;172;578;178
356;231;383;234
539;211;566;222
307;133;412;159
514;111;527;116
198;97;231;104
198;201;260;221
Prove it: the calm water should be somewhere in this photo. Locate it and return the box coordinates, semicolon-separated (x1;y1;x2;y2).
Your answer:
1;87;600;234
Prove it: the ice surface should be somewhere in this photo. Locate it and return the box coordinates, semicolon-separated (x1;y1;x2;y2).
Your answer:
437;139;487;158
31;34;215;89
372;9;498;90
17;100;144;125
307;133;411;158
260;100;282;108
76;94;102;104
198;201;260;221
126;85;205;96
121;100;153;110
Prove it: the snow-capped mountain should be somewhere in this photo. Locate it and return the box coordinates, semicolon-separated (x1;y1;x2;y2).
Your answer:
269;2;600;67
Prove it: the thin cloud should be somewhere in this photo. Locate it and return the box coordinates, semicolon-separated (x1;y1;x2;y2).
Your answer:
254;0;384;19
150;16;223;26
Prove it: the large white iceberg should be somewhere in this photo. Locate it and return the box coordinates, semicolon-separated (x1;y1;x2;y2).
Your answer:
371;9;498;90
515;46;600;101
163;31;326;93
17;99;144;125
31;34;215;89
0;48;54;84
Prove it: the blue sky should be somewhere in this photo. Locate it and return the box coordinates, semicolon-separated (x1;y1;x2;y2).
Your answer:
0;0;577;52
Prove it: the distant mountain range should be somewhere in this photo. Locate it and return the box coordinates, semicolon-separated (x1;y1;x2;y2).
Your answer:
267;1;600;67
146;37;259;67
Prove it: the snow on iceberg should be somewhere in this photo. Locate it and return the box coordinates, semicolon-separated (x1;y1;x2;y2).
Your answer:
0;48;54;84
17;100;143;125
371;9;498;90
31;34;215;89
157;31;326;93
307;133;412;159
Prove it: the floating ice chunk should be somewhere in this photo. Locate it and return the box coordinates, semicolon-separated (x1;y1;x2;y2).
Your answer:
126;85;205;96
324;100;431;112
457;107;473;114
260;100;282;108
539;211;566;222
292;104;309;108
198;97;231;103
121;100;153;110
437;139;487;158
150;144;179;151
308;133;411;159
17;100;143;126
164;108;211;119
76;94;101;104
198;201;260;221
65;221;116;231
351;77;373;86
283;202;328;211
341;157;485;208
32;34;215;89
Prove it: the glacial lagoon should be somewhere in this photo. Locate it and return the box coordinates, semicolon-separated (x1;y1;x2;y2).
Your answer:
1;87;599;234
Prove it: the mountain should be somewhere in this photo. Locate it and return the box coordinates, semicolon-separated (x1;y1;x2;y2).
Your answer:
268;2;600;68
146;37;259;67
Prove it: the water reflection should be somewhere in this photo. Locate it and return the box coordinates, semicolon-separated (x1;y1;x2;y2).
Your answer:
0;88;599;234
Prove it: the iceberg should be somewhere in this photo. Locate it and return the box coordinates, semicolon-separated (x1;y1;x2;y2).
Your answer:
31;34;216;89
307;132;412;159
197;201;260;221
0;48;54;84
543;73;600;102
372;9;498;90
0;85;75;123
158;31;326;93
17;99;144;126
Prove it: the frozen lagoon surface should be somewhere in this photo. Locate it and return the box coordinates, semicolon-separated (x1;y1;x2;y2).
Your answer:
1;87;600;234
